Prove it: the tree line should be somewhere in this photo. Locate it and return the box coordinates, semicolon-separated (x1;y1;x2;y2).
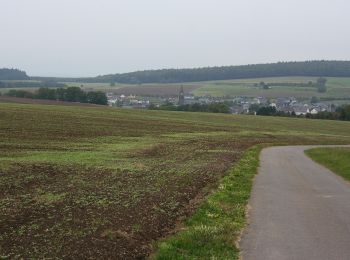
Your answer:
0;68;29;80
5;87;108;105
5;61;350;84
306;106;350;121
149;103;230;113
77;60;350;84
253;105;350;121
256;77;328;93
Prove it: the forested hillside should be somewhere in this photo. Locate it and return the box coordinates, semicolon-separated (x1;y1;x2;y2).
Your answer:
0;68;29;80
80;60;350;84
8;61;350;84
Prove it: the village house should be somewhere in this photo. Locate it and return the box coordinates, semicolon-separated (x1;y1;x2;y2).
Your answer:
309;108;319;115
292;104;310;115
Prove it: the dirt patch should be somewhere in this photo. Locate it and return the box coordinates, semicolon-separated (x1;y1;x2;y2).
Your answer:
0;138;262;259
0;96;102;106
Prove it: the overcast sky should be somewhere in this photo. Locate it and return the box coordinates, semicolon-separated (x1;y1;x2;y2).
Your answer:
1;0;349;77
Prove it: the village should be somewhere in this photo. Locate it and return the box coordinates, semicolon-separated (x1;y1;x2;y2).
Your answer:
106;87;337;116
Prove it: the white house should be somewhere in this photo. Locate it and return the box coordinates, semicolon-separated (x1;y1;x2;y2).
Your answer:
310;108;319;115
293;106;310;116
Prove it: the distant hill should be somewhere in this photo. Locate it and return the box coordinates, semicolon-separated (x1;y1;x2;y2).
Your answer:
18;60;350;84
74;60;350;84
0;68;29;80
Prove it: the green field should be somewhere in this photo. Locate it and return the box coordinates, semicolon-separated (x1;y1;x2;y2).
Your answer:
1;102;350;258
305;147;350;181
193;77;350;98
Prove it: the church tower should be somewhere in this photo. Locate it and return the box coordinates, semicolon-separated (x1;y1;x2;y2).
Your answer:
178;85;185;105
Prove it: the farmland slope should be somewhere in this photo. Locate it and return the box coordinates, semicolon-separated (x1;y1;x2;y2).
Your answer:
1;103;350;259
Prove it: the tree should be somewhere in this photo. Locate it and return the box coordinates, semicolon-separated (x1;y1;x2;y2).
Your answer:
317;85;327;93
86;91;108;105
6;89;34;98
339;105;350;121
65;87;86;102
256;106;277;116
310;96;319;104
249;104;261;113
151;102;230;114
0;68;29;80
5;86;108;105
56;88;66;101
36;87;56;100
208;103;230;113
318;85;327;93
317;77;327;86
148;103;157;110
259;82;269;89
316;77;327;93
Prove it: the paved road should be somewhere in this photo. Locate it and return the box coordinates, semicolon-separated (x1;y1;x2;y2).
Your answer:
240;146;350;260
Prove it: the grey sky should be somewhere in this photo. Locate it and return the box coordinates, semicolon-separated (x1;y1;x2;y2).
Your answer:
1;0;349;77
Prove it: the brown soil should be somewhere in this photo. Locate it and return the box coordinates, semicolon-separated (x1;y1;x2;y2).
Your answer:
110;85;200;96
0;138;263;259
0;96;102;106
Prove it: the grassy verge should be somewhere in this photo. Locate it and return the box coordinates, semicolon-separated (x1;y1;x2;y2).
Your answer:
305;147;350;181
152;145;262;259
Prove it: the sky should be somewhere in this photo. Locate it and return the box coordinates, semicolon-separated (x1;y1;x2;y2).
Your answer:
1;0;349;77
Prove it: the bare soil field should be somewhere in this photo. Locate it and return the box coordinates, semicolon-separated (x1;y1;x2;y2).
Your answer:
0;96;101;107
110;84;200;96
1;103;350;259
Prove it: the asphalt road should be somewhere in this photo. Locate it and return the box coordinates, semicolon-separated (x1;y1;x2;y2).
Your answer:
240;146;350;260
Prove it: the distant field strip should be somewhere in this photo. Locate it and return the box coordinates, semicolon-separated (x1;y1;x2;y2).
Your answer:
193;77;350;98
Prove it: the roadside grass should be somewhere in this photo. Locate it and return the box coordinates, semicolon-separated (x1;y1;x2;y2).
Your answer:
305;147;350;181
152;146;261;259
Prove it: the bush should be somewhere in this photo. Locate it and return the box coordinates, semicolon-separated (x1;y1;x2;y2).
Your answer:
256;106;277;116
150;103;230;114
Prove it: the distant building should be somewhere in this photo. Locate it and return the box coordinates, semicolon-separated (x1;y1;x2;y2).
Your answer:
178;85;185;105
310;108;319;115
230;105;244;114
242;103;250;113
293;105;310;116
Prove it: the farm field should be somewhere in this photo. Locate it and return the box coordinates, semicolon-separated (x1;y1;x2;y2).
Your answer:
193;77;350;98
305;147;350;181
0;96;102;106
73;76;350;99
2;77;350;99
1;103;350;258
66;77;350;98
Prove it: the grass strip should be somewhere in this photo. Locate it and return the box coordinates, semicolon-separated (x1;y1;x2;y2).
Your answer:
305;147;350;181
152;145;262;259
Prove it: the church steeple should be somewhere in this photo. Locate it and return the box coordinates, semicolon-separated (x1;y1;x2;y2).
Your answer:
178;85;185;105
